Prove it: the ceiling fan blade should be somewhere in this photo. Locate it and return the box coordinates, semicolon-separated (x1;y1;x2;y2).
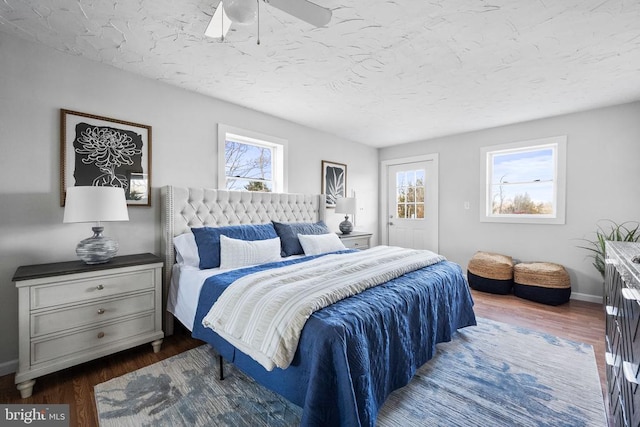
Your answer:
264;0;332;27
205;3;232;39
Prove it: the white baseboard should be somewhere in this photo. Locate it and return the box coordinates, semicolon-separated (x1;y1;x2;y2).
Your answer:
570;292;603;304
0;358;18;377
464;273;604;305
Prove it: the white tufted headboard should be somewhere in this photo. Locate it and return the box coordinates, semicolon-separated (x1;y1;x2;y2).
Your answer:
160;185;326;334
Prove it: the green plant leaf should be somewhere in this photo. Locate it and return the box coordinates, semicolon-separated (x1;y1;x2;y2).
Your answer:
577;220;640;278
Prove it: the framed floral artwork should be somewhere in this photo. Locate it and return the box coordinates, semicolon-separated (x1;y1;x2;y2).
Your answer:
60;109;152;206
321;160;347;208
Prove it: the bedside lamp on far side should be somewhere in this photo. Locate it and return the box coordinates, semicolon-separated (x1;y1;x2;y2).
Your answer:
335;197;356;235
63;186;129;264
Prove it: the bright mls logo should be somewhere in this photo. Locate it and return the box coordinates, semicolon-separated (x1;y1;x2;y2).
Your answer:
1;405;68;426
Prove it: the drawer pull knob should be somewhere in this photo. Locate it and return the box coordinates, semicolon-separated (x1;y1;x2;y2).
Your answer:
96;285;104;290
97;308;105;315
97;332;105;339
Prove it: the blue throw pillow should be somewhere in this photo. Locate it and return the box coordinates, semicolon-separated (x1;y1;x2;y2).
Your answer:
272;221;330;257
192;223;278;269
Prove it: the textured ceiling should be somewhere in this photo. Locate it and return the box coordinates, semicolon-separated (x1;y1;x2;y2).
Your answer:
1;0;640;147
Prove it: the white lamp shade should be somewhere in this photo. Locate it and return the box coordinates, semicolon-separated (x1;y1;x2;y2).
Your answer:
335;197;356;214
63;186;129;223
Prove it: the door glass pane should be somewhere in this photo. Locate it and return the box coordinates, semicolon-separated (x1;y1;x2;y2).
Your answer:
407;187;415;203
414;170;425;218
395;169;426;221
406;171;415;186
397;204;406;218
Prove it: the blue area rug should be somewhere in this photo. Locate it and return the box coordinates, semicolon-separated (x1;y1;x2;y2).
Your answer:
95;318;606;426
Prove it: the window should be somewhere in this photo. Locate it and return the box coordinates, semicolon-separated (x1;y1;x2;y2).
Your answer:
395;169;425;219
480;136;567;224
217;124;287;192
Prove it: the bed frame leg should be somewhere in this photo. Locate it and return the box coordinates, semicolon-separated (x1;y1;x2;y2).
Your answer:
218;355;224;380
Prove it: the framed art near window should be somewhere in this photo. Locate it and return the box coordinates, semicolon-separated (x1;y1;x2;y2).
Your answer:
321;160;347;208
60;109;152;206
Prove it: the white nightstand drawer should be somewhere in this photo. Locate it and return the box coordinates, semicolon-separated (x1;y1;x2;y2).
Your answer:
31;313;156;365
14;254;164;398
338;232;372;250
31;270;155;310
342;237;370;250
31;291;156;337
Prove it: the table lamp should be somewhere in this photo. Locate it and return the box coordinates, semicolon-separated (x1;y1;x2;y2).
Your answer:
63;186;129;264
335;197;356;235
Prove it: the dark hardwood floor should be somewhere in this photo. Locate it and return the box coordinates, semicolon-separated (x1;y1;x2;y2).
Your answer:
0;323;203;427
0;290;605;427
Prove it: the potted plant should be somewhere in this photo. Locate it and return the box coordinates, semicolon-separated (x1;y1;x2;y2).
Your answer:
579;220;640;278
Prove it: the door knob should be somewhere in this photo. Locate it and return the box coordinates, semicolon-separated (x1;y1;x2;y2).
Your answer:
389;222;394;226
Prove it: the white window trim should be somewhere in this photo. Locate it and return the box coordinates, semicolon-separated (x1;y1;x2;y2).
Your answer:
480;135;567;225
217;124;288;192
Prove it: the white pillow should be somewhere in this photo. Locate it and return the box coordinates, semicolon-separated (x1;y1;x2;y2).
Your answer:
297;233;346;256
219;235;282;269
173;232;200;268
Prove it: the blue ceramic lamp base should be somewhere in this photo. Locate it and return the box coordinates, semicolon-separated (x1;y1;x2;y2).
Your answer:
339;216;353;234
76;226;119;264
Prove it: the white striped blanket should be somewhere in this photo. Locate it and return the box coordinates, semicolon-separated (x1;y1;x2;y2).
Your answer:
201;245;446;371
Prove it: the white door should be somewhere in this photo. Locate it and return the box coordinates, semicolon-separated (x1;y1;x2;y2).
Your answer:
385;157;438;251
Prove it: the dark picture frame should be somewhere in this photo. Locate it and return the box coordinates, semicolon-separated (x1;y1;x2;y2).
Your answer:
321;160;347;208
60;109;152;206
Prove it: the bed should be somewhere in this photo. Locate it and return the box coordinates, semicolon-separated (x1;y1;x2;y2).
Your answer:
161;186;476;427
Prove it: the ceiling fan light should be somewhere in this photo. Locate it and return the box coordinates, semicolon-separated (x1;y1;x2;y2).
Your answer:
224;0;258;25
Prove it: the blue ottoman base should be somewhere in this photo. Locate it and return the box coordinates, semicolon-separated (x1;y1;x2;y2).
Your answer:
513;283;571;305
467;270;513;295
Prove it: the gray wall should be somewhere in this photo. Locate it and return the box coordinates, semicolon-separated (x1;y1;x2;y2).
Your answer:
380;101;640;301
2;28;639;377
0;34;378;372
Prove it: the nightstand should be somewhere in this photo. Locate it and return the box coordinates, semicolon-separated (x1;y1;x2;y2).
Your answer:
13;253;164;398
338;231;372;250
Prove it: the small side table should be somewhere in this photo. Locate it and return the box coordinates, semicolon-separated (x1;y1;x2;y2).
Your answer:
337;231;372;250
13;253;164;398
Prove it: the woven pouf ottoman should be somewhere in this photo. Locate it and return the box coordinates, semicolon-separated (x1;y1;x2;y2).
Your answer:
467;251;514;294
513;262;571;305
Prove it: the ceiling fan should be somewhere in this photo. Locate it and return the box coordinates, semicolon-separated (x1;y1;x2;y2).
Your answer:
205;0;332;41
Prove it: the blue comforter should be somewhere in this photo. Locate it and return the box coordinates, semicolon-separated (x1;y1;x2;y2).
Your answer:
192;252;476;427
